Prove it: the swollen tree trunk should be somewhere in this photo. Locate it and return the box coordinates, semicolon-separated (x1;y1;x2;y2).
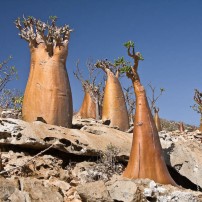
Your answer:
23;43;73;127
122;42;176;186
77;91;97;119
123;81;176;185
154;109;162;132
178;122;185;133
199;116;202;132
15;16;73;127
74;60;102;120
102;70;129;131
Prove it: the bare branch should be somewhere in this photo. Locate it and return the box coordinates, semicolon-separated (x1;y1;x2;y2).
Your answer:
0;57;18;92
74;59;105;107
147;82;165;113
0;144;54;175
15;16;72;55
95;60;111;73
124;86;136;123
191;89;202;114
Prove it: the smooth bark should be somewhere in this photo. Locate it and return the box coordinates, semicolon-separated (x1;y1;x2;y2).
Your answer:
123;46;176;186
77;91;97;119
154;110;162;132
102;70;129;131
123;80;176;185
22;43;73;127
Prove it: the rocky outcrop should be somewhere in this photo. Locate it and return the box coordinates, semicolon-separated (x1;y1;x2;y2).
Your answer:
160;130;202;188
0;118;131;159
0;117;202;201
0;109;22;119
0;177;64;202
77;177;202;202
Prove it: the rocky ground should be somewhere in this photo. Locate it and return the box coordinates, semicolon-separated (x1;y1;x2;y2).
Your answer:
0;110;202;201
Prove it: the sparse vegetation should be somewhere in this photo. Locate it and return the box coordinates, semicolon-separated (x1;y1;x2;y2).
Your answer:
124;86;136;124
0;89;23;110
0;56;18;92
85;144;124;182
191;89;202;131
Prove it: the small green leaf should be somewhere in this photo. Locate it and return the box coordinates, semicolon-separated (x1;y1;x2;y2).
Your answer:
120;66;132;73
124;40;134;48
137;53;144;61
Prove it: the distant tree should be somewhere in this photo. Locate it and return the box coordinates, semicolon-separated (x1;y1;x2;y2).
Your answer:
0;56;17;92
124;86;135;125
0;56;20;110
74;59;104;120
191;89;202;132
0;89;23;110
177;122;185;132
121;40;176;185
147;83;165;132
15;16;73;127
95;59;129;131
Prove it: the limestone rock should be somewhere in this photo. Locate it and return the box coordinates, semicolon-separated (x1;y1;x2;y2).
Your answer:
159;130;202;188
1;117;202;201
77;178;202;202
77;181;112;202
0;177;64;202
1;109;21;119
107;179;138;202
0;118;131;159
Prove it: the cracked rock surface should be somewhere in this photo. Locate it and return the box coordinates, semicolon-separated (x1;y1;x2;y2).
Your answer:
0;116;202;201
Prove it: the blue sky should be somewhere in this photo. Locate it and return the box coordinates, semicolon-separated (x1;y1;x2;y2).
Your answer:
0;0;202;125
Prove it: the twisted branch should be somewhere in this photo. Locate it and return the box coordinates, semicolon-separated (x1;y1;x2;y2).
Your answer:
74;60;104;105
15;16;72;56
0;144;54;175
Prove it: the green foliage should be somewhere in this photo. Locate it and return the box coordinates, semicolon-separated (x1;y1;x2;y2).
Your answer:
49;16;58;21
120;66;132;74
124;40;135;48
0;89;23;110
137;52;144;61
27;16;34;19
191;89;202;115
160;88;165;93
0;56;18;92
114;57;131;74
114;57;125;67
191;103;202;114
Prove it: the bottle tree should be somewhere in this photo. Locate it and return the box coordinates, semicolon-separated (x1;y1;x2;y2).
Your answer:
95;59;129;131
121;41;176;185
74;60;103;120
15;16;73;127
178;122;185;132
148;83;165;132
153;107;162;132
191;89;202;132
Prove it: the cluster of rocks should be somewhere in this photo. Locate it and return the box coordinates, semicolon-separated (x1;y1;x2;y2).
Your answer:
77;177;202;202
0;108;22;119
0;116;201;201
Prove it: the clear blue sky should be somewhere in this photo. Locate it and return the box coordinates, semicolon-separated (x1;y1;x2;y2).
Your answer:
0;0;202;126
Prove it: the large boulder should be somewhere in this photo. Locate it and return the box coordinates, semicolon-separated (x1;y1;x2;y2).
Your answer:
1;117;202;199
0;118;131;158
0;177;64;202
160;131;202;188
77;177;202;202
